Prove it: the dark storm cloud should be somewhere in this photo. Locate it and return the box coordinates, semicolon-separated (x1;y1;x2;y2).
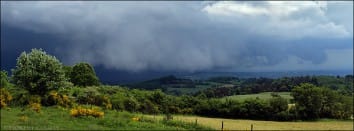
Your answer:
1;1;353;72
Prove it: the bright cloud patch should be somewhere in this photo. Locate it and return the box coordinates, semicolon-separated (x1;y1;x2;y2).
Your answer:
203;1;351;39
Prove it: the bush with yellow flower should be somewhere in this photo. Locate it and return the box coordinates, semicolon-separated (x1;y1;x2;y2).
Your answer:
45;91;73;108
0;88;12;108
27;95;41;113
70;106;104;118
19;115;28;122
131;117;140;122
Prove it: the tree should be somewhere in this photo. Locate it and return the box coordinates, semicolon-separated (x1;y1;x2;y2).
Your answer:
241;98;271;120
269;95;288;114
291;83;323;120
1;70;10;88
62;65;73;81
12;49;67;95
70;62;100;87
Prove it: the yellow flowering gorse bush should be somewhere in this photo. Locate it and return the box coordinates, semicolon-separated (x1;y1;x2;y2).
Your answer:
19;115;28;122
27;95;41;113
48;91;72;108
70;106;104;118
0;88;12;108
131;117;140;121
28;102;41;113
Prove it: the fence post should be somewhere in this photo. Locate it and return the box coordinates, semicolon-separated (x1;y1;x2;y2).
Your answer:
251;124;253;131
221;121;224;131
195;118;198;125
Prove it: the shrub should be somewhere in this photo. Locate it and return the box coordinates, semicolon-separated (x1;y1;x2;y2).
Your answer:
8;88;30;106
76;87;100;104
44;91;73;108
19;115;29;122
0;88;12;108
28;102;41;113
75;87;111;109
111;93;126;111
139;99;159;114
131;117;140;122
274;111;294;121
12;49;67;95
181;108;194;114
70;106;104;118
27;95;41;113
97;95;112;110
28;95;41;104
123;98;140;112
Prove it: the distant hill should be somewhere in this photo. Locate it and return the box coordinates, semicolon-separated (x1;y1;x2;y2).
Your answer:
126;75;196;91
181;70;353;80
101;70;353;85
125;73;353;97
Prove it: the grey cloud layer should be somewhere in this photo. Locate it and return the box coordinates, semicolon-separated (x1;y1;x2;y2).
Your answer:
1;1;353;72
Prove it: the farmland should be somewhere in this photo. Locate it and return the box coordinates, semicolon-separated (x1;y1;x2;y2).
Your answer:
147;115;353;130
223;92;292;101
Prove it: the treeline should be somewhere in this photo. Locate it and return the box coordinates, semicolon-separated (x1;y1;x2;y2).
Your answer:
195;83;352;120
0;48;352;122
127;74;353;97
196;75;353;98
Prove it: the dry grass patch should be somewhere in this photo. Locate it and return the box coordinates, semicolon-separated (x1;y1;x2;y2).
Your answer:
146;115;353;130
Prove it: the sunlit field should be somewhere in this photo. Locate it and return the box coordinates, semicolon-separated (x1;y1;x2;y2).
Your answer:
223;92;292;101
0;107;211;130
147;115;353;130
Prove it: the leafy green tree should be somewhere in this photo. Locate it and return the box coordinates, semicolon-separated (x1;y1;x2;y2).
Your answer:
269;94;290;120
70;62;100;87
1;70;10;88
12;49;67;95
336;96;353;119
241;98;271;120
291;83;323;120
62;65;73;81
269;94;288;113
319;87;339;118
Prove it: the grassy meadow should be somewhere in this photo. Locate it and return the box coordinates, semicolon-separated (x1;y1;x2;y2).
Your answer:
223;92;293;101
2;106;352;130
0;107;211;130
146;115;353;130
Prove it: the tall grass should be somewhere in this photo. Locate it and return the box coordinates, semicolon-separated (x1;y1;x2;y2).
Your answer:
1;107;212;130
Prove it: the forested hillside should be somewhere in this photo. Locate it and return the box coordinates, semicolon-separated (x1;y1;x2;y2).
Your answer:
128;74;353;97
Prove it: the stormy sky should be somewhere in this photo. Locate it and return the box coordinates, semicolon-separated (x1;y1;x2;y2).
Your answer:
1;1;353;81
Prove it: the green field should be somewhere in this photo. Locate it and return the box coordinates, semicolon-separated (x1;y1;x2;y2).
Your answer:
0;107;211;130
223;92;292;101
2;107;352;130
146;115;353;130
